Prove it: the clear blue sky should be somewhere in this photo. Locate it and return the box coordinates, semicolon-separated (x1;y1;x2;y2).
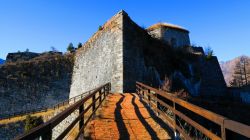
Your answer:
1;0;250;61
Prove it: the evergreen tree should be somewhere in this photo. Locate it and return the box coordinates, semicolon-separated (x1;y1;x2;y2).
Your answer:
77;42;82;49
67;43;75;52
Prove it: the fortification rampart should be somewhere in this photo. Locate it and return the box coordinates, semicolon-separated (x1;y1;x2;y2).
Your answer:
70;11;124;97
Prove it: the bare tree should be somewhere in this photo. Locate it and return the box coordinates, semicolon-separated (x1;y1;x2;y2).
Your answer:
241;56;249;85
230;56;250;87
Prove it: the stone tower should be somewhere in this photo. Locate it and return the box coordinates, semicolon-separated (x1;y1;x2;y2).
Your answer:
147;23;190;47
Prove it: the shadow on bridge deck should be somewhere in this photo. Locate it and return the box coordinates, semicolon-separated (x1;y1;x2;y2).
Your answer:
84;93;174;140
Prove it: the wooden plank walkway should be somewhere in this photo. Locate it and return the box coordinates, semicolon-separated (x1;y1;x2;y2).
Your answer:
85;93;174;140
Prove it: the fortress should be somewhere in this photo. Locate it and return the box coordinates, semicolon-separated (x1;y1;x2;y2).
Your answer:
70;10;227;97
2;10;250;140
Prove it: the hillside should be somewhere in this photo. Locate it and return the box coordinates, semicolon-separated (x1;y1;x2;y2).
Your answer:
0;52;74;118
220;56;250;86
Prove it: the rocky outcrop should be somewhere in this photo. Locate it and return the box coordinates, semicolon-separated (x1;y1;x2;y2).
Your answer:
0;53;74;118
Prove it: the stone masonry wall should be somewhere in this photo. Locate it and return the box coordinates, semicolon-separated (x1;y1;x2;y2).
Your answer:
162;29;190;47
148;27;190;48
147;28;163;40
70;11;123;97
123;14;165;92
199;56;227;97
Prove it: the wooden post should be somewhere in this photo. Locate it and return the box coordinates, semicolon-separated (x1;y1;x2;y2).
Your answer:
92;94;96;115
103;87;106;98
42;127;52;140
148;89;151;107
99;91;102;104
156;93;159;116
142;89;144;99
221;120;226;140
173;101;177;138
79;104;84;135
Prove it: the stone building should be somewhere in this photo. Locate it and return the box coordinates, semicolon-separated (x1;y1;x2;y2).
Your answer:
147;23;190;47
70;10;227;98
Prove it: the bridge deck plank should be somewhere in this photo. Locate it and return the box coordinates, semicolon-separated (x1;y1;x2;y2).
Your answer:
84;93;173;140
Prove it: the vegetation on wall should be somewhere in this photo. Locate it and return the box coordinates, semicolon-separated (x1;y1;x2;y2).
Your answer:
98;25;103;31
204;47;214;60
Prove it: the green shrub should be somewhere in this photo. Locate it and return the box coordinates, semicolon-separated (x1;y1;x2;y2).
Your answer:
205;47;214;60
24;115;43;132
98;25;103;30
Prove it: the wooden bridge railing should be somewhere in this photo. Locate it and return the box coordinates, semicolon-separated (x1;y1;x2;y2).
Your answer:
15;83;111;140
136;82;250;140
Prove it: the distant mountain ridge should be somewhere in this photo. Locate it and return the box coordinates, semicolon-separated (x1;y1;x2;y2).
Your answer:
0;58;5;64
220;55;250;86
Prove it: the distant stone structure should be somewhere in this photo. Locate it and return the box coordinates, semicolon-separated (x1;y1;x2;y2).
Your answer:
6;51;62;63
147;23;190;47
70;10;227;98
6;52;40;62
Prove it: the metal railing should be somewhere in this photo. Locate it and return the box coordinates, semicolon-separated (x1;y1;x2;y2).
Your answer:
136;82;250;140
15;83;111;140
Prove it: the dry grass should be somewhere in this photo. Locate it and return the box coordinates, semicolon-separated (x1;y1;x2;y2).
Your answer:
0;105;68;125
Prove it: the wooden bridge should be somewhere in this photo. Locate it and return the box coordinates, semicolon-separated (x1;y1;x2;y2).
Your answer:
14;82;250;140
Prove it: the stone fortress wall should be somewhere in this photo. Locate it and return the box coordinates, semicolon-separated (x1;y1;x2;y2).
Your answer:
69;11;124;96
70;11;165;95
70;10;228;97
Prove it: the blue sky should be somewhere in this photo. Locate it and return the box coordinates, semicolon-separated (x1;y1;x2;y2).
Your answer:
0;0;250;61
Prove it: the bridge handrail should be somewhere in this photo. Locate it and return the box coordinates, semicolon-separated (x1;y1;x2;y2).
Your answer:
15;82;111;140
136;82;250;140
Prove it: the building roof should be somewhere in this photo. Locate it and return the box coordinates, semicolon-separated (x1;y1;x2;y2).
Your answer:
147;23;189;33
